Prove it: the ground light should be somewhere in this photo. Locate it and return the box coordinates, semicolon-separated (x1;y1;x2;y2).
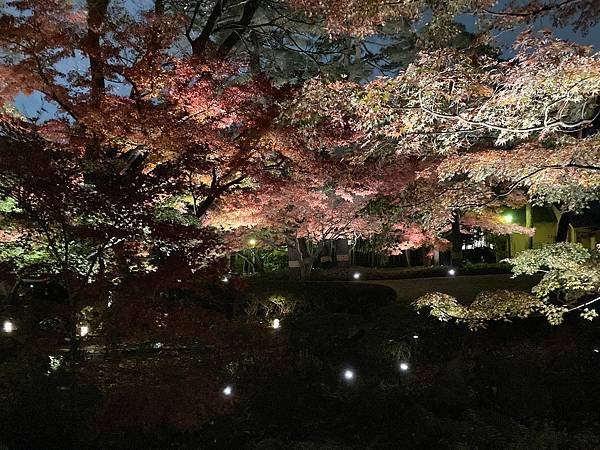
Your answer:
3;320;14;333
412;334;419;339
399;362;409;372
223;385;233;396
248;238;257;246
343;369;355;381
48;355;62;372
448;269;456;276
79;325;89;337
272;318;280;329
222;276;229;283
353;272;361;280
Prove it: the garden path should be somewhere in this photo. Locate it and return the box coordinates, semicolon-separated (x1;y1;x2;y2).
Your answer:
363;274;539;303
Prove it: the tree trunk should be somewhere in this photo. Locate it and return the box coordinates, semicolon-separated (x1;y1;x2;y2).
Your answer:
287;238;304;280
526;203;533;249
450;211;463;265
218;0;261;56
335;239;350;267
191;0;229;56
556;211;574;242
86;0;110;102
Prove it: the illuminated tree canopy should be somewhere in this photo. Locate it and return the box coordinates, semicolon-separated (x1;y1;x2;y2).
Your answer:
0;0;599;329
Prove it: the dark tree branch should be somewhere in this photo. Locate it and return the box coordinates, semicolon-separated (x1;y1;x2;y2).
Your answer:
86;0;110;102
191;0;230;56
483;0;581;20
218;0;261;57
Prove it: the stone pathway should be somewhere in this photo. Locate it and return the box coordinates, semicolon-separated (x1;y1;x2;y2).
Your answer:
363;274;539;303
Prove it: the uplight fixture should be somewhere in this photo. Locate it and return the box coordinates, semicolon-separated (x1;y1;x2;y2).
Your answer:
2;320;14;333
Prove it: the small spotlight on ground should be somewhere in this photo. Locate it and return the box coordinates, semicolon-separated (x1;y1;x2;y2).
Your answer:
448;269;456;276
223;385;233;396
399;362;409;372
3;320;14;333
343;369;355;381
272;318;280;329
353;272;361;280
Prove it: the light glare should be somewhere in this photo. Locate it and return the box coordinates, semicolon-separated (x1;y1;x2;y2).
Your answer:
448;269;456;276
272;318;280;329
223;385;233;396
3;320;14;333
399;362;409;371
353;272;360;280
343;369;355;380
79;325;89;337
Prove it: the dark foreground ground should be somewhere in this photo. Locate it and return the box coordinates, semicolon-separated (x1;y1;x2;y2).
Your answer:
1;274;600;449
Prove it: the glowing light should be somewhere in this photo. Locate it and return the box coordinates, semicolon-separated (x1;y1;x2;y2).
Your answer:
399;362;409;372
48;355;62;372
3;320;14;333
412;335;419;339
79;325;89;337
248;238;257;246
222;277;229;283
353;272;361;280
448;269;456;276
29;284;34;288
594;349;599;353
503;213;513;224
223;385;233;396
343;369;355;380
272;318;280;329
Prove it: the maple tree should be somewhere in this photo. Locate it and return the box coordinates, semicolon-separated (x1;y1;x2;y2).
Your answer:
0;0;599;327
0;0;292;348
292;0;600;36
282;18;600;319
